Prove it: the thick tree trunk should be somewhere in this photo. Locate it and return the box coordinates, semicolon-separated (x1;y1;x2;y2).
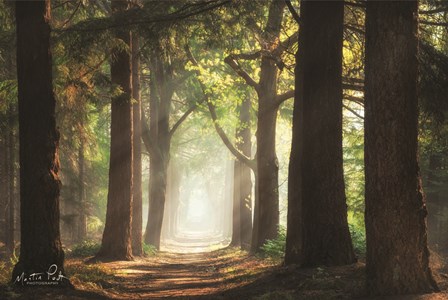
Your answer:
285;1;355;267
231;96;252;250
97;0;133;261
131;33;143;256
12;0;67;284
364;0;437;295
251;0;285;253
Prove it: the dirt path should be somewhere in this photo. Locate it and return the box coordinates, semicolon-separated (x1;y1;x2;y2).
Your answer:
65;248;274;300
2;248;448;299
99;251;250;299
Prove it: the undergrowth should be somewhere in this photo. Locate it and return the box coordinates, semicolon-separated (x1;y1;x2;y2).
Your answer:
69;240;101;257
65;262;115;289
143;242;157;256
260;226;286;259
0;251;19;285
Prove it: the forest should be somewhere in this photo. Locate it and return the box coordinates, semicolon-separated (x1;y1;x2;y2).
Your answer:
1;0;448;299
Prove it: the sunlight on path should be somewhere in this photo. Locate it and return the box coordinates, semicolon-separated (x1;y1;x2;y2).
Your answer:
161;229;231;253
99;250;258;299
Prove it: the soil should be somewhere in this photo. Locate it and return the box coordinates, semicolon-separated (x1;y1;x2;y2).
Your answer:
1;248;448;299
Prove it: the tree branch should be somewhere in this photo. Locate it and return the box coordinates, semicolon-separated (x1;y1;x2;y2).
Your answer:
343;104;364;119
275;90;294;108
231;51;262;60
169;101;200;138
186;45;256;170
342;83;364;92
272;31;299;56
285;0;301;24
224;55;260;91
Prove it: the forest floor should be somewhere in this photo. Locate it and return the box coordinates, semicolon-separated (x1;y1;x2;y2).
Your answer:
1;247;448;299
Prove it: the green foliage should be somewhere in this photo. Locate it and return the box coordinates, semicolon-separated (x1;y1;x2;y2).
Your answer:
260;226;286;259
70;240;101;258
0;251;19;285
348;223;366;257
143;243;158;256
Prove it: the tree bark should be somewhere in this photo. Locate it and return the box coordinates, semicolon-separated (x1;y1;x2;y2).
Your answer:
12;0;67;284
231;95;253;250
364;0;438;295
96;0;133;261
0;123;6;245
251;0;285;252
285;0;356;267
77;129;87;242
144;47;172;250
6;103;15;255
131;32;143;256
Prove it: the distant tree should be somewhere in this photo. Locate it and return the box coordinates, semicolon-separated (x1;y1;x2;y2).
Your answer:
364;0;438;295
231;95;252;250
96;0;133;261
12;0;67;283
216;0;295;252
285;0;356;267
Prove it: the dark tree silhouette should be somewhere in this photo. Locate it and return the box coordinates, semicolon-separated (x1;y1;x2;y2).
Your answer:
12;0;67;283
364;0;438;295
286;0;355;267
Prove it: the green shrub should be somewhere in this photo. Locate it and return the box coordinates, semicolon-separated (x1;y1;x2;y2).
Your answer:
349;223;366;256
260;226;286;259
70;240;101;257
143;242;157;256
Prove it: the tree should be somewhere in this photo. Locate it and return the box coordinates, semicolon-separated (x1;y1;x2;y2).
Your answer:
96;0;133;261
364;0;438;295
285;0;356;267
143;43;173;250
12;0;67;284
210;0;295;252
231;95;253;250
131;32;143;257
141;36;197;250
250;0;287;252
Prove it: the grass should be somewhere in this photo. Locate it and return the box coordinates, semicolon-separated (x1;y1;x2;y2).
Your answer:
65;260;115;290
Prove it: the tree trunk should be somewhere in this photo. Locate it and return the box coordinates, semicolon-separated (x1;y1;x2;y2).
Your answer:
6;104;15;255
285;1;355;267
144;46;172;250
251;0;285;253
96;0;133;261
0;124;7;245
145;149;169;249
426;154;442;248
12;0;67;284
364;0;437;295
131;33;143;256
77;129;87;242
231;95;253;250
